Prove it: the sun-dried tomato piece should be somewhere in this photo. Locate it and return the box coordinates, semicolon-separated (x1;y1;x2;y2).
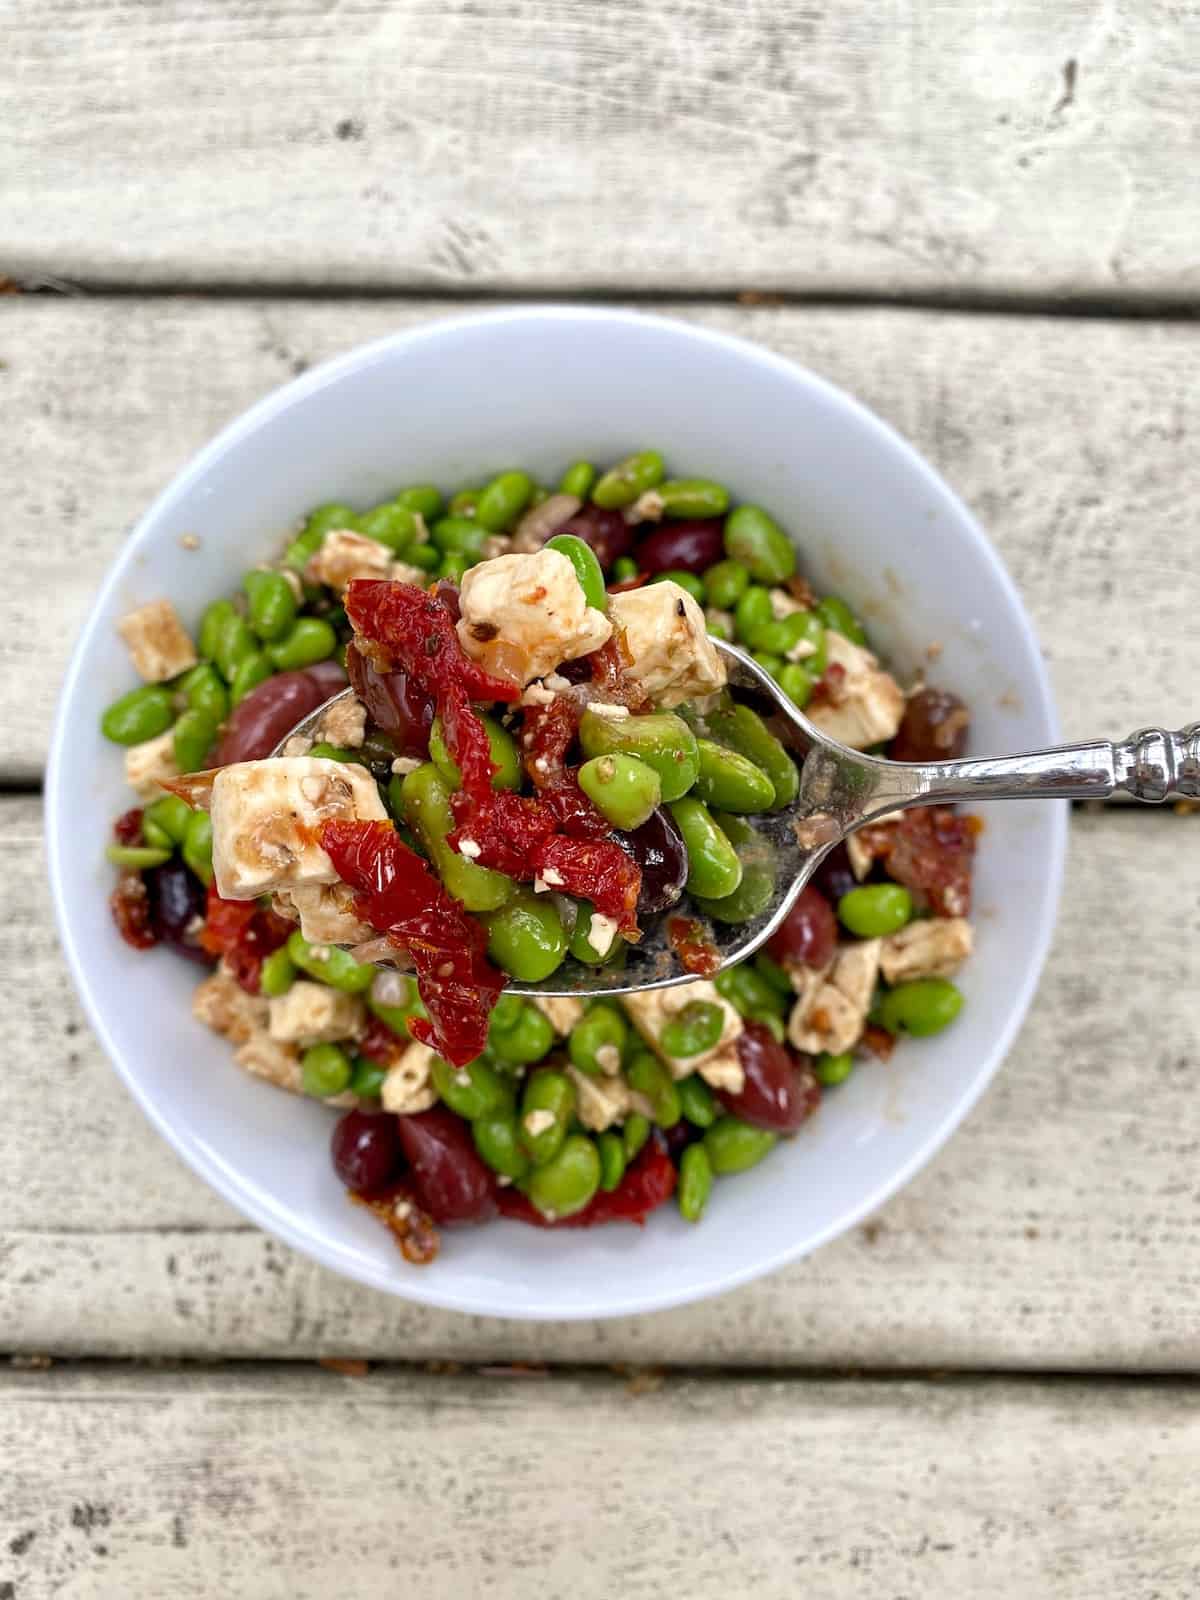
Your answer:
666;915;720;977
521;697;580;788
199;885;292;994
449;789;559;878
808;660;847;710
357;1012;409;1067
496;1138;677;1228
585;635;653;711
319;819;502;1066
113;808;144;846
110;873;158;950
533;836;641;935
869;807;977;918
860;1024;896;1061
350;1184;440;1265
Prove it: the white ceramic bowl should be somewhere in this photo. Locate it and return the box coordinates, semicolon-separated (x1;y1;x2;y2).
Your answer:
48;308;1065;1319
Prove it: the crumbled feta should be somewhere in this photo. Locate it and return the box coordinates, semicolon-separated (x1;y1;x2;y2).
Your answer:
566;1067;651;1132
124;729;179;800
192;965;269;1045
209;756;388;900
457;838;482;859
457;549;612;685
273;882;374;945
317;694;367;749
380;1042;438;1114
585;702;631;721
520;681;558;708
607;582;727;709
788;940;882;1055
624;489;665;524
585;912;619;958
391;756;421;776
880;918;973;983
806;631;904;750
532;996;585;1035
305;528;392;590
117;599;197;683
621;979;743;1083
267;982;366;1044
523;1109;556;1138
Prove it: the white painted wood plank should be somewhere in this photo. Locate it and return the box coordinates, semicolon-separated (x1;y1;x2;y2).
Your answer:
5;795;1198;1368
3;298;1199;778
5;1;1198;296
2;1367;1197;1599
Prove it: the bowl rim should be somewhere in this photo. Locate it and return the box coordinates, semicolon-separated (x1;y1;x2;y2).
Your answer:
46;305;1067;1319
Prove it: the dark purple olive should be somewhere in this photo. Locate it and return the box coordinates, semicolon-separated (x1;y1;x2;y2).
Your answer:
346;641;434;756
812;842;858;905
890;688;970;762
555;504;633;571
633;519;725;576
719;1023;821;1134
661;1118;697;1159
214;664;346;765
616;807;688;916
332;1109;405;1194
145;862;213;966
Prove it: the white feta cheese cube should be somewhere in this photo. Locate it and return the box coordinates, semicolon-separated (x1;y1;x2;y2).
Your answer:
267;981;366;1044
317;694;367;749
457;549;612;686
788;939;882;1056
566;1066;652;1132
117;599;197;683
192;965;269;1045
124;729;180;800
880;918;973;984
621;979;743;1080
274;882;374;946
607;582;727;709
805;631;904;750
305;528;392;590
380;1042;437;1114
209;756;388;900
532;996;585;1035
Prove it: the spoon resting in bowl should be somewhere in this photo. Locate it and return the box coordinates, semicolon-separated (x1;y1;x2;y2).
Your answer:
270;640;1199;998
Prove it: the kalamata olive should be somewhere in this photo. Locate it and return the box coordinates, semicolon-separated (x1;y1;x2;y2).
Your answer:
332;1109;405;1194
634;519;725;577
768;883;837;969
616;807;689;916
213;665;346;765
431;580;461;622
719;1022;821;1133
395;1107;497;1224
812;842;858;905
661;1118;697;1160
346;641;434;756
145;861;213;965
890;688;970;762
555;504;633;571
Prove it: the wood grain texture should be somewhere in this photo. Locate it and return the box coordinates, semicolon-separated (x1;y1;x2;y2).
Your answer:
2;1366;1198;1599
4;1;1199;296
3;297;1199;778
6;794;1198;1367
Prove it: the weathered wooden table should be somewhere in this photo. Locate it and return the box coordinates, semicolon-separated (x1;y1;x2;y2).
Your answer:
3;5;1199;1594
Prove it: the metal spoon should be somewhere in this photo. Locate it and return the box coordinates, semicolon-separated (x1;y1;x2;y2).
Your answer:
278;647;1199;998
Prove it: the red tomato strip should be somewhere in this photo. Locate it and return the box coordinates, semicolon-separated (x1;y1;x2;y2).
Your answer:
199;886;292;994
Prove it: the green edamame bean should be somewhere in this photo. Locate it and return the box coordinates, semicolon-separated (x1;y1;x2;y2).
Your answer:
745;612;814;659
301;1042;353;1099
592;450;665;510
450;488;480;515
429;713;520;792
404;542;441;572
529;484;550;508
816;1051;854;1085
366;979;424;1038
432;1055;513;1121
754;951;794;995
753;652;784;678
437;552;469;582
475;470;533;532
693;738;775;813
105;843;171;869
651;569;706;605
678;1143;714;1222
838;884;913;938
723;505;796;584
689;810;776;924
179;663;229;724
401;763;515;913
307;502;360;541
626;1050;682;1128
360;501;423;552
610;556;639;583
658;478;730;519
733;584;773;644
816;595;867;646
558;461;596;499
197;599;237;661
527;1134;601;1219
667;798;742;900
488;993;525;1035
395;485;444;522
578;709;699;803
267;617;337;671
748;1010;786;1042
546;534;608;611
677;1074;718;1128
623;1113;651;1162
473;1113;531;1181
660;1000;724;1059
694;703;799;812
876;978;964;1038
568;902;624;966
703;559;750;611
143;793;192;847
568;1003;627;1077
134;821;169;854
714;965;785;1019
259;947;297;998
706;612;734;642
213;612;257;684
519;1069;576;1166
431;517;488;560
243;570;298;641
283;526;325;572
307;742;357;764
704;1116;777;1175
776;662;815;707
173;708;219;773
597;1131;626;1192
286;929;375;994
484;889;568;982
349;1057;388;1099
100;685;174;747
229;651;273;707
578;753;662;832
182;810;213;885
488;1001;555;1067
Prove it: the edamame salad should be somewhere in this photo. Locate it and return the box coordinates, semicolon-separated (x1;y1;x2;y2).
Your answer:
102;453;978;1262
